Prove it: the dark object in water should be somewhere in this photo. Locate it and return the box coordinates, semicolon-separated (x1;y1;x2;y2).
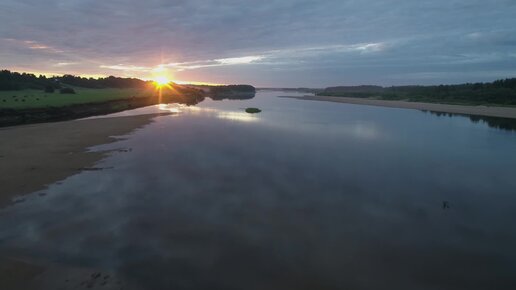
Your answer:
442;201;450;209
117;148;132;153
14;198;25;203
78;167;113;171
245;107;261;114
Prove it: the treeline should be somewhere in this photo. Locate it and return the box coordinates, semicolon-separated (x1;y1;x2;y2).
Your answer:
259;87;322;93
210;85;255;94
318;78;516;105
209;85;256;100
59;75;148;88
0;70;150;90
0;70;53;90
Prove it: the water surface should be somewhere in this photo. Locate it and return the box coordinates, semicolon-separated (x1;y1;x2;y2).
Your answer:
1;91;516;289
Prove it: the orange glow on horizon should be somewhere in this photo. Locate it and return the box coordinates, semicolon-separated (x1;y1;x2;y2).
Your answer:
4;68;107;79
150;68;177;104
150;65;174;91
6;66;227;87
173;80;226;86
153;75;171;87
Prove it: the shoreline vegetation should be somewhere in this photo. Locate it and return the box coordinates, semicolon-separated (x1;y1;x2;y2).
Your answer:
283;95;516;131
315;78;516;106
275;78;516;128
285;95;516;119
269;78;516;121
0;70;255;127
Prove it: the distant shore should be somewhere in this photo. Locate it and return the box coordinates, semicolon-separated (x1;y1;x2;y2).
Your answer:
0;113;169;208
285;95;516;119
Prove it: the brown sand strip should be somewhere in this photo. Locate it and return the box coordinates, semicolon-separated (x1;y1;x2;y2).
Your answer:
286;95;516;119
0;113;169;207
0;256;141;290
0;258;45;290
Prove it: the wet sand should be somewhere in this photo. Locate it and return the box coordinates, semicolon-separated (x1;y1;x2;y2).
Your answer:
285;95;516;119
0;256;144;290
0;113;168;208
0;113;170;289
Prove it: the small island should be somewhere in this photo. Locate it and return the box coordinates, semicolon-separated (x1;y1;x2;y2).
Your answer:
245;107;261;114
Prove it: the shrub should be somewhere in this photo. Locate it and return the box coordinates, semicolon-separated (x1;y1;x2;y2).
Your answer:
44;85;55;93
60;87;76;94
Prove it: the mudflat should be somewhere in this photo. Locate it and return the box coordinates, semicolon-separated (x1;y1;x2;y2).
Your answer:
0;113;167;208
287;95;516;119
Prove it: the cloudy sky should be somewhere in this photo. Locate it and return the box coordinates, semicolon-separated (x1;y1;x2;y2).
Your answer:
1;0;515;87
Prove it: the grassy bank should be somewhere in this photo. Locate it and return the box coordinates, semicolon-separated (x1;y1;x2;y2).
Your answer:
0;87;155;109
0;83;257;127
0;70;256;126
0;86;203;127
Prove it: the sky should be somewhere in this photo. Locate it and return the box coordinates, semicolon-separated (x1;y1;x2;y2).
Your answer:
1;0;516;87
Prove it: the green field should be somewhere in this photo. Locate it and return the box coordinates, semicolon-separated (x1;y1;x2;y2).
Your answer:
0;88;156;109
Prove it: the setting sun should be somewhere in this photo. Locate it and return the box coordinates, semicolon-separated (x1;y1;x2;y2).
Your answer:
154;75;170;87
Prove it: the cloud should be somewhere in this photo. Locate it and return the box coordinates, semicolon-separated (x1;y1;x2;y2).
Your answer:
2;38;65;54
99;55;266;74
167;55;265;70
216;56;264;65
0;0;515;86
54;62;79;67
99;65;151;72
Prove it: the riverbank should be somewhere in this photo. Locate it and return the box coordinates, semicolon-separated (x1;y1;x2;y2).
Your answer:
0;96;158;127
285;95;516;119
0;85;256;127
0;113;169;208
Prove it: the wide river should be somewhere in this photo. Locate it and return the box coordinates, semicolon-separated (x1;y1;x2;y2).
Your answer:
1;90;516;289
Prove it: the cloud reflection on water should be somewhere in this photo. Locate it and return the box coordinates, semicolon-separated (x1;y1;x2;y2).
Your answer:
1;91;516;289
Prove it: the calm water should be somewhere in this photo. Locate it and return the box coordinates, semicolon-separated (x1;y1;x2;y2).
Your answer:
1;91;516;289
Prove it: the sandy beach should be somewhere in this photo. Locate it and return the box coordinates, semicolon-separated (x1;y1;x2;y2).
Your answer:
0;113;168;208
286;95;516;119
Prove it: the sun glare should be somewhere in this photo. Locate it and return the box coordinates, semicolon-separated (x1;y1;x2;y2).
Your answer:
154;75;170;87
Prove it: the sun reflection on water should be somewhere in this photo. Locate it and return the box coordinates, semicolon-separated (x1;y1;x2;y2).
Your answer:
216;111;258;122
157;104;181;113
157;104;259;122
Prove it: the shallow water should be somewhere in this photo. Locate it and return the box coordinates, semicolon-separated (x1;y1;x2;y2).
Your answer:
1;91;516;289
